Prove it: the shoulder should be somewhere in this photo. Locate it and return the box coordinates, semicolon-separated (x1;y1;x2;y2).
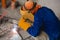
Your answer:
34;7;48;17
37;6;54;15
38;6;52;11
35;7;50;15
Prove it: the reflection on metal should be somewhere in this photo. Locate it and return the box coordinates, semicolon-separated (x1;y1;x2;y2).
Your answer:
10;32;22;40
10;24;22;40
12;28;17;34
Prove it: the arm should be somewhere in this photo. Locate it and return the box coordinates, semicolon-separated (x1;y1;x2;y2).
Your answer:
27;8;44;37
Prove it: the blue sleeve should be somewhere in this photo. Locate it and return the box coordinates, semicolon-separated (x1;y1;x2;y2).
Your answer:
27;8;44;37
27;7;60;37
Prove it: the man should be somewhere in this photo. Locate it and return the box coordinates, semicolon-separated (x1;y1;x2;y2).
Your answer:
18;0;60;40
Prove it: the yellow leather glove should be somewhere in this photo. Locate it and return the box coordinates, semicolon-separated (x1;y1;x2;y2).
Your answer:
20;9;34;21
18;9;34;31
